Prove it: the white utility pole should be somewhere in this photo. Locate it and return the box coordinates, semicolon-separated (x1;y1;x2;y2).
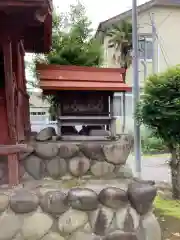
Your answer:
132;0;141;178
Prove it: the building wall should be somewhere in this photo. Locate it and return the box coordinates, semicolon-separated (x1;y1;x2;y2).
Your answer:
102;6;180;88
152;6;180;72
102;5;180;131
30;107;49;122
28;90;50;125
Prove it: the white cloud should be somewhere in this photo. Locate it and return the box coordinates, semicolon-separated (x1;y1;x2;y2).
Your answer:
53;0;150;29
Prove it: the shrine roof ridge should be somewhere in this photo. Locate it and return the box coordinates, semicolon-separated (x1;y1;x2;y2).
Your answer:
36;63;126;73
36;64;132;92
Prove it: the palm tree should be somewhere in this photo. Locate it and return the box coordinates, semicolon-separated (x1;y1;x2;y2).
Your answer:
107;20;132;132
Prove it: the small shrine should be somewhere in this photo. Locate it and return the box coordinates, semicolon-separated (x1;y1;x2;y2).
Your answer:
37;64;132;139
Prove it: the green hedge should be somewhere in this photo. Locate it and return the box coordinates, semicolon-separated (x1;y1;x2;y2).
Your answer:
140;128;168;154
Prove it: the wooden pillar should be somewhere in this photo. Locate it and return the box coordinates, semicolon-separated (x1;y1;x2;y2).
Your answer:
57;103;62;136
3;39;19;186
12;41;23;142
20;41;31;140
110;93;116;137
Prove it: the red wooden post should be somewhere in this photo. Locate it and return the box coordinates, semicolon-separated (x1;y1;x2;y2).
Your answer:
8;154;19;185
12;41;25;142
19;41;31;140
3;39;19;186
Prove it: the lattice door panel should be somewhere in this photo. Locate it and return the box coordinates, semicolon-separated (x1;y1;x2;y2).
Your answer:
60;92;109;116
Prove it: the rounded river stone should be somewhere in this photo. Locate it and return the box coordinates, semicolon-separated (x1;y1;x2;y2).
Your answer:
99;187;128;209
103;135;132;165
58;209;88;234
123;207;140;231
79;143;105;161
10;189;39;213
35;142;59;159
91;161;115;177
89;207;114;236
139;212;161;240
40;191;69;215
59;144;78;159
68;188;98;211
22;212;53;240
116;164;133;178
128;182;157;215
0;194;9;212
36;127;56;141
0;213;22;240
69;156;90;177
46;157;67;179
23;154;45;180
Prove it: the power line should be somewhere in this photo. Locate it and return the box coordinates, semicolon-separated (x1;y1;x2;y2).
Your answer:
155;33;170;67
140;11;172;30
148;12;171;70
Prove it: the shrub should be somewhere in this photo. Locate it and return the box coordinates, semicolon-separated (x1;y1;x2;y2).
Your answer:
141;135;167;154
136;65;180;199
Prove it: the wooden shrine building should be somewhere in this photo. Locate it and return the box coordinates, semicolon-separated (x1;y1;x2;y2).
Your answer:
37;64;132;140
0;0;52;185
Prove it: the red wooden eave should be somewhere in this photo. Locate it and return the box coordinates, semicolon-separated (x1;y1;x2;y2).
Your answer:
0;0;52;53
0;0;52;8
37;64;132;92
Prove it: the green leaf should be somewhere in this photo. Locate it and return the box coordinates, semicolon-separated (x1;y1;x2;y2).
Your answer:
107;20;132;68
136;65;180;146
33;0;103;118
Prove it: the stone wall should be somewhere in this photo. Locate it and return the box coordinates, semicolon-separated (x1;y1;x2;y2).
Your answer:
0;128;161;239
0;180;161;240
20;130;134;181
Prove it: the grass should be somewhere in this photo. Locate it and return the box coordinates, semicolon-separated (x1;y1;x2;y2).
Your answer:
130;153;170;158
155;196;180;219
154;196;180;239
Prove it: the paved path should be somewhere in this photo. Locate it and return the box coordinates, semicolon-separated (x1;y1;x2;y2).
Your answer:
127;154;171;183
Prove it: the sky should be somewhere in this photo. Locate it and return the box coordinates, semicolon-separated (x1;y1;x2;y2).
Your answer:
53;0;150;29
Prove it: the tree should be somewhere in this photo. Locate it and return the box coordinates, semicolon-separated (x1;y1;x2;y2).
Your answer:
35;1;102;117
136;65;180;199
107;20;132;69
46;1;102;67
107;20;132;132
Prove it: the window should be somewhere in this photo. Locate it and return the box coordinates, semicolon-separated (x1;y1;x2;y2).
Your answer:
30;112;36;116
30;112;46;116
114;96;122;117
30;111;47;122
138;36;153;61
113;94;133;117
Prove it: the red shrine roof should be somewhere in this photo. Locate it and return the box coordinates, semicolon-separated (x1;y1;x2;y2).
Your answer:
0;0;52;53
36;64;132;92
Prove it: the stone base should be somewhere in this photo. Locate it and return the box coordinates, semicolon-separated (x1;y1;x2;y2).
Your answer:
0;179;161;240
0;128;161;239
20;134;134;181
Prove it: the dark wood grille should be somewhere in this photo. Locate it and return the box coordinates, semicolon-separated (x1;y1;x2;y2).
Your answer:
59;91;110;116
